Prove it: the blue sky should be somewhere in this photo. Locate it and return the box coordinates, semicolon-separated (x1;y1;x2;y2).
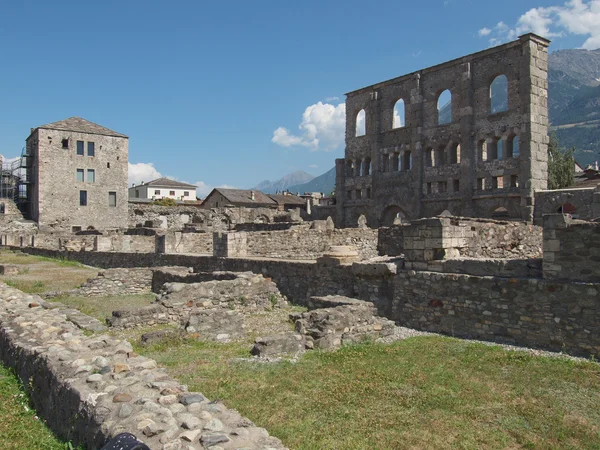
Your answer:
1;0;598;196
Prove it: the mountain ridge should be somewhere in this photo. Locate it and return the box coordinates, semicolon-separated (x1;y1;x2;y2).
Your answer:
250;170;315;194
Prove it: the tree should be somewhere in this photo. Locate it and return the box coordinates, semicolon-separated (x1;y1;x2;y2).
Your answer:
547;133;575;190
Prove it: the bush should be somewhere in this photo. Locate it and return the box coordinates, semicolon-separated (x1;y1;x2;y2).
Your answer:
153;197;177;206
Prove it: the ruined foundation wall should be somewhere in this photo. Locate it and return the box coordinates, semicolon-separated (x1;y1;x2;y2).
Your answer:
0;284;285;449
534;186;600;222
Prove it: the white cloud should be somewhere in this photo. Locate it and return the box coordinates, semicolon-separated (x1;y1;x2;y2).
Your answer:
479;0;600;49
128;162;161;186
325;96;339;102
309;164;318;169
272;101;346;152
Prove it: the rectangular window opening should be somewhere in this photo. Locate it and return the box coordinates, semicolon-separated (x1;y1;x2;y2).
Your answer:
453;179;460;192
426;182;432;195
79;190;87;206
108;191;117;207
154;190;160;195
72;226;82;233
62;139;69;149
76;141;84;156
87;142;95;157
511;175;519;188
169;191;175;196
87;169;95;183
477;178;484;191
184;191;190;197
76;169;84;182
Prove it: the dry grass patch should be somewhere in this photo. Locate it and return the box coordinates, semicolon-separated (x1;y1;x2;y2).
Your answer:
51;293;156;323
0;250;97;294
137;335;600;450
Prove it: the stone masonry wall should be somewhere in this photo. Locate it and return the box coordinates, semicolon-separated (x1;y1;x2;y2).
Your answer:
543;214;600;282
378;217;542;260
75;268;154;296
0;283;285;449
534;185;600;223
15;247;600;357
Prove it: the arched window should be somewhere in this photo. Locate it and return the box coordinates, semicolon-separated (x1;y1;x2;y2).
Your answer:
506;135;519;158
491;207;509;219
437;89;452;125
449;143;461;164
490;75;508;114
393;99;405;128
356;109;366;136
557;203;577;215
403;151;412;171
478;140;487;162
363;158;371;176
346;160;353;177
434;147;445;167
392;152;400;172
488;138;499;160
354;160;361;177
425;148;434;167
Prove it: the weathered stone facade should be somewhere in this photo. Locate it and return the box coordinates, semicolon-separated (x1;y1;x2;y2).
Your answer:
336;34;550;226
26;117;129;231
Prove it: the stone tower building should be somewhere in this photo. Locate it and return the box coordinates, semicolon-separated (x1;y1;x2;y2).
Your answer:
335;33;550;227
25;117;128;231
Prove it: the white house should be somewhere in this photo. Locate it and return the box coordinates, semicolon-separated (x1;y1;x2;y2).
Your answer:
129;177;197;201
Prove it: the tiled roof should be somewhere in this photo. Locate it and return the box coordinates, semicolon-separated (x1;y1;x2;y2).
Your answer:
268;194;306;206
214;188;276;206
38;117;128;138
143;178;198;189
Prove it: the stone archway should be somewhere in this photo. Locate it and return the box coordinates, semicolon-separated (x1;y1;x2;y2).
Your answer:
380;205;407;226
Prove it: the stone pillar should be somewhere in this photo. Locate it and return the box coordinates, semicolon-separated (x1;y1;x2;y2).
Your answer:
213;232;247;258
519;33;551;221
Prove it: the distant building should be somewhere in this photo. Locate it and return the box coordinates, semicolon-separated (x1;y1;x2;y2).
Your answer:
129;178;197;201
268;193;306;211
25;117;128;231
202;188;277;209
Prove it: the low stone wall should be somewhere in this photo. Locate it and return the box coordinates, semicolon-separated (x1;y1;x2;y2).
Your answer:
543;214;600;282
0;283;285;449
378;217;542;260
109;272;286;333
76;268;154;297
534;185;600;223
387;270;600;357
15;247;600;357
245;228;378;260
162;231;212;254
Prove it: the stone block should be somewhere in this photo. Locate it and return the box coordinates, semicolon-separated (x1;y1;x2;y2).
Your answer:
0;264;19;275
251;332;305;357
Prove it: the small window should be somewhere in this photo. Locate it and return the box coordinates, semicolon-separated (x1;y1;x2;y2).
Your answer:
76;141;84;155
356;189;362;200
87;142;95;156
510;175;519;188
72;226;82;233
107;162;111;168
76;169;84;182
184;191;190;197
135;189;140;198
366;188;371;199
79;190;87;206
438;181;447;194
62;139;69;149
169;190;175;196
426;182;432;194
108;191;117;207
453;179;460;192
87;169;95;183
477;178;485;190
403;151;412;171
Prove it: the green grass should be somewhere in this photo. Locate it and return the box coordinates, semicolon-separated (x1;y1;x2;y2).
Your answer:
51;293;156;322
0;250;84;267
138;335;600;450
0;365;76;450
4;279;46;294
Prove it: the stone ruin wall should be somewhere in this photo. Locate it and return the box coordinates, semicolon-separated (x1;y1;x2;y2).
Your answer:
378;216;542;260
543;214;600;283
337;34;550;227
0;284;285;450
534;185;600;223
15;210;600;358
